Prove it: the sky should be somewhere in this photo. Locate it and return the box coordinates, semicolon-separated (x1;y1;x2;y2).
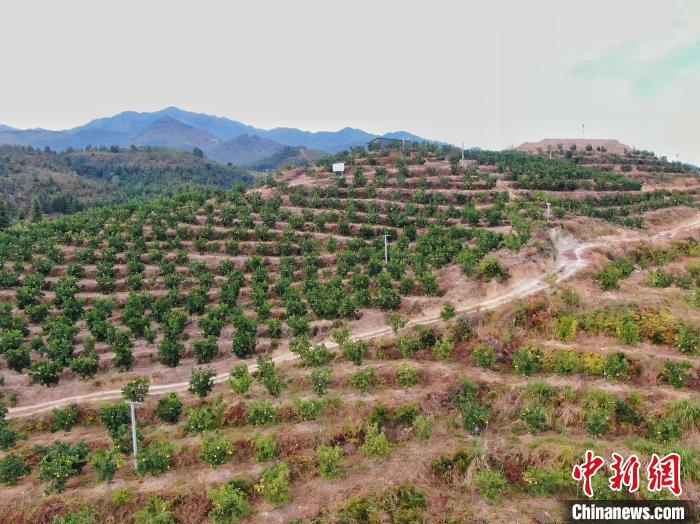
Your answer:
1;0;699;163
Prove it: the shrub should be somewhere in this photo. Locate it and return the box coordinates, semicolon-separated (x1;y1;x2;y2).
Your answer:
29;359;61;386
350;367;377;393
433;336;454;361
255;356;284;397
134;496;176;524
256;462;291;506
523;467;559;496
674;325;700;355
185;400;226;434
158;337;184;367
253;433;277;462
662;360;693;389
38;441;89;493
189;367;217;398
122;377;150;403
396;364;421;388
603;353;629;381
360;423;391;460
51;507;96;524
596;258;634;290
472;344;497;369
247;400;277;425
512;346;542;375
207;483;251;523
310;367;332;396
317;444;344;479
136;441;173;477
553;314;577;341
51;404;79;433
396;335;421;358
193;336;219;364
440;302;456;321
99;402;130;437
342;340;369;366
229;364;253;394
201;433;234;468
476;255;506;281
90;448;121;482
0;453;29;486
475;468;505;502
521;406;550;433
552;350;581;374
412;415;433;441
156;393;183;423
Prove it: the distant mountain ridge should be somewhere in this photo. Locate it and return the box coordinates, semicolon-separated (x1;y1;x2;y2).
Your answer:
0;107;430;164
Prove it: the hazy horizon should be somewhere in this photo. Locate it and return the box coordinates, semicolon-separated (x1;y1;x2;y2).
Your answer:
2;0;699;162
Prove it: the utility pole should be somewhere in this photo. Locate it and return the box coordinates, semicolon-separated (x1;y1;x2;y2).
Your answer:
582;123;585;137
545;202;551;221
676;153;679;163
461;142;464;161
383;234;390;264
128;401;139;471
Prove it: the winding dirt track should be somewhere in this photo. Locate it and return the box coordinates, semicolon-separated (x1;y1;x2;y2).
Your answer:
7;216;700;419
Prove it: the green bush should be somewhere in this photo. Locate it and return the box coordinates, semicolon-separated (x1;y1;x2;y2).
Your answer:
189;367;216;398
472;344;497;369
523;467;559;496
316;444;344;479
207;483;251;523
38;441;89;493
310;367;332;396
440;302;456;321
247;400;277;425
0;453;29;486
412;415;433;441
395;364;421;388
360;423;391;460
350;367;377;393
255;355;284;397
596;258;635;290
512;346;542;375
136;441;173;477
475;468;505;502
553;314;577;341
603;353;629;380
185;400;226;434
90;448;121;482
121;377;150;403
432;337;454;361
662;359;693;389
134;496;176;524
156;393;183;423
201;432;234;468
229;364;253;394
51;404;79;433
256;462;291;506
253;433;277;462
674;325;700;354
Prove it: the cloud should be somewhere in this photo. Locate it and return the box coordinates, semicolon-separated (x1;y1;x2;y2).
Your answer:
574;39;700;95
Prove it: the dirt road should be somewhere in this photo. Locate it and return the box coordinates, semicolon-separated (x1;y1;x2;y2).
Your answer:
7;216;700;419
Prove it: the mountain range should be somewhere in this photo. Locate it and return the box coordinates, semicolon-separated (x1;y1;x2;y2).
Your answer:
0;107;428;166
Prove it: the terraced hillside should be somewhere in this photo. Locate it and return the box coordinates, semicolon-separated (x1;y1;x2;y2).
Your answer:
0;143;699;523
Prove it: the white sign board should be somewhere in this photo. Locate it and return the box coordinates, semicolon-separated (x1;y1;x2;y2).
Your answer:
332;162;345;174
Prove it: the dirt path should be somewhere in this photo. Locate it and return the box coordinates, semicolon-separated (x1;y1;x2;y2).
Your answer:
8;215;700;419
